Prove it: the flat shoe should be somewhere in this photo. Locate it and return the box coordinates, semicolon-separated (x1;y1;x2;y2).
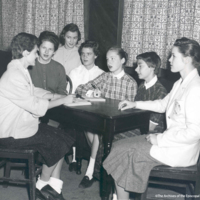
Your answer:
36;188;46;200
40;185;66;200
69;162;77;172
79;176;95;189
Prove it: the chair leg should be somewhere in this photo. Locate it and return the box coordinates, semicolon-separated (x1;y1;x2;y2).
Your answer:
28;154;36;200
134;186;148;200
3;161;11;188
194;180;200;199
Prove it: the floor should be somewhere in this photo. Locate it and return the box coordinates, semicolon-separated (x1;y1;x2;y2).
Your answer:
0;158;189;200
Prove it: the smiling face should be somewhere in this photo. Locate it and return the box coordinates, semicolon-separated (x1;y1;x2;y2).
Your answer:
106;50;125;75
135;59;154;82
64;31;78;49
38;40;55;64
81;47;96;69
169;46;186;73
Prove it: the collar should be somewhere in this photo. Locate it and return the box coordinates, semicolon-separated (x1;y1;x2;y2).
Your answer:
112;70;125;79
181;68;199;88
144;75;158;89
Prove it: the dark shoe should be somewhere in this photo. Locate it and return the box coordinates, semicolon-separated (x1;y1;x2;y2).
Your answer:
69;162;77;172
40;185;65;200
36;188;46;200
79;176;95;189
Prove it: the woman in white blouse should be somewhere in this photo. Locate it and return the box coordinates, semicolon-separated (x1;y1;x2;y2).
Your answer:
103;37;200;200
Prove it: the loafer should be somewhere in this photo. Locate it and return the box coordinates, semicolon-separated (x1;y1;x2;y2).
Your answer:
78;176;95;189
36;188;46;200
40;185;66;200
69;162;77;172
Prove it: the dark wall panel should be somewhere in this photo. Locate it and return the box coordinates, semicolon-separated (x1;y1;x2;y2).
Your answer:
88;0;120;71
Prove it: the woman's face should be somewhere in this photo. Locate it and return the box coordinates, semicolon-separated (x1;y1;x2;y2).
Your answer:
81;47;96;69
169;46;186;73
26;45;38;66
38;41;55;64
64;31;78;49
106;50;125;75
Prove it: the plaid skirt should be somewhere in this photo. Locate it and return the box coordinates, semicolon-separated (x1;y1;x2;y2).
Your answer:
0;123;75;167
103;135;163;193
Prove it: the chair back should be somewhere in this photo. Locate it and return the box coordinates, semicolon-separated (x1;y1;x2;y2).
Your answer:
66;75;73;94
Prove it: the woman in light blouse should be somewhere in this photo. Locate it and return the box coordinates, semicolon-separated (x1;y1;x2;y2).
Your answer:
0;32;74;200
103;37;200;200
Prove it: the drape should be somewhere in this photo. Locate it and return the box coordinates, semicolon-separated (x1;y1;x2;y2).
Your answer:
122;0;200;68
0;0;84;50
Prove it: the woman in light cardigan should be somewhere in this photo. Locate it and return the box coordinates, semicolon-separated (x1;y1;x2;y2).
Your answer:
103;37;200;200
0;32;74;200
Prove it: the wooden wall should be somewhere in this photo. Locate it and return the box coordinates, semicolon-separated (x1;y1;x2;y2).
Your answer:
84;0;124;71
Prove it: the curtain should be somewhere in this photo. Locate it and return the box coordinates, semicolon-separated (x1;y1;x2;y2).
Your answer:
0;0;84;50
122;0;200;68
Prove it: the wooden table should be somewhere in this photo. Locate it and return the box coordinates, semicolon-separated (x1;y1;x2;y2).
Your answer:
46;98;150;200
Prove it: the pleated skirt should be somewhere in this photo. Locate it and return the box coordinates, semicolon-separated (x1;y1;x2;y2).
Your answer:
103;135;163;193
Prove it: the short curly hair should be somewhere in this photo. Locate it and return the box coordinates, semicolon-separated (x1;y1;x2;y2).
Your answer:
38;31;59;51
59;23;81;45
78;40;100;56
11;32;38;59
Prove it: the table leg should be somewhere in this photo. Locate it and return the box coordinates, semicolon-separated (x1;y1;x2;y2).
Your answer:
100;120;114;200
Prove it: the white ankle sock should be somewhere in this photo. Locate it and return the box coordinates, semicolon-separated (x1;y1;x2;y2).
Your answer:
85;157;95;180
36;177;49;190
113;193;117;200
72;147;76;162
49;177;63;194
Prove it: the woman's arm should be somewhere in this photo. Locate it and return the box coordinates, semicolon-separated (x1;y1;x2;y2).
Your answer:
75;73;105;95
157;85;200;147
48;95;73;109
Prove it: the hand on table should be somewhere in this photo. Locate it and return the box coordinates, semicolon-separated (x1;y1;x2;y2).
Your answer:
118;100;136;111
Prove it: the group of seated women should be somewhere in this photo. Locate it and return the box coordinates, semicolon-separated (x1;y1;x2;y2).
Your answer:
0;21;200;200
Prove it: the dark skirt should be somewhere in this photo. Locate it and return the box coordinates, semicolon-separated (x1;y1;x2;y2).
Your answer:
103;135;163;193
0;123;75;167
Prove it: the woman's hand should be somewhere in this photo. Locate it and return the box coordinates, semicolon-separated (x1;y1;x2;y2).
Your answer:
63;94;74;104
146;134;158;145
118;100;136;111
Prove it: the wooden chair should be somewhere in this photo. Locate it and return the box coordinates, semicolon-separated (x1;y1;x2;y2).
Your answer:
0;148;42;200
136;155;200;200
66;74;73;95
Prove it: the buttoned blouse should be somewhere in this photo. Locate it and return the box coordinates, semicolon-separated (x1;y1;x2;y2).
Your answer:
69;64;104;94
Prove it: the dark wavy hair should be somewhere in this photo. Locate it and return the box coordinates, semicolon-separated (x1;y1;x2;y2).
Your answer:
11;32;38;59
78;40;100;56
107;46;128;65
59;23;81;45
136;52;161;74
38;31;59;51
174;37;200;69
